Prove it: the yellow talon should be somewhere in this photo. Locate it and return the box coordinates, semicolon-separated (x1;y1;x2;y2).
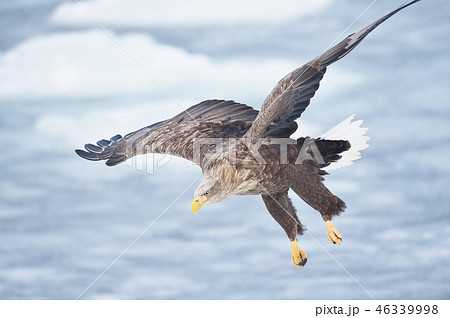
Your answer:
291;240;308;268
326;220;342;244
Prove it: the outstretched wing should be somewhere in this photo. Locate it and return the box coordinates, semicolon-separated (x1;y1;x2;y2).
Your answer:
75;100;259;166
245;0;421;143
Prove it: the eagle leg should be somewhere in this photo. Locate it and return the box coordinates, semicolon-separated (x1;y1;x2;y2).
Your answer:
287;163;346;245
261;190;307;268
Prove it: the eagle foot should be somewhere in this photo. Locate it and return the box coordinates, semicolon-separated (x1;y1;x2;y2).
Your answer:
326;220;342;244
291;240;308;268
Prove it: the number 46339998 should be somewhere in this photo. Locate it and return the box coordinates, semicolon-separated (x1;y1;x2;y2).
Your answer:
375;304;438;315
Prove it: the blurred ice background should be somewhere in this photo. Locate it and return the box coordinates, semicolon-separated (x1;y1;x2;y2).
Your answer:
0;0;449;299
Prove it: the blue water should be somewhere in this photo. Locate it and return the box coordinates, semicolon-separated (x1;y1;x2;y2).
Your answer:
0;0;449;299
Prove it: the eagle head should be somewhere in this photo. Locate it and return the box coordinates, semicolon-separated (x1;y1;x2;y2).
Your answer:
191;177;229;214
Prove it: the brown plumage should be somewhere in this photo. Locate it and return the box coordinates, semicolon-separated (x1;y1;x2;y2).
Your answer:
76;1;421;268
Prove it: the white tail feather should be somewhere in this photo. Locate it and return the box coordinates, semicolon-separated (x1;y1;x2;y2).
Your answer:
319;114;370;172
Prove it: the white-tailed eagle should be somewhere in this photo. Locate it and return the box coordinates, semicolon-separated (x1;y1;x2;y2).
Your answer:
76;1;421;268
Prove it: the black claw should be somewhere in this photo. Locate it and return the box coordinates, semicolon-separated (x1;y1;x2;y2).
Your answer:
297;257;307;267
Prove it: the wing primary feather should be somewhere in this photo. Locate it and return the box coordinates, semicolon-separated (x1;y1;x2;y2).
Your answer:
110;134;122;142
106;155;126;166
97;139;110;147
75;149;103;161
84;143;103;153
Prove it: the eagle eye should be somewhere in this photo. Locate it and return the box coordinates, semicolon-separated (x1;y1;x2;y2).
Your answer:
203;191;210;197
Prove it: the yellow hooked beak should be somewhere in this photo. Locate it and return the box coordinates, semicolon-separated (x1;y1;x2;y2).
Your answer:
191;197;209;215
